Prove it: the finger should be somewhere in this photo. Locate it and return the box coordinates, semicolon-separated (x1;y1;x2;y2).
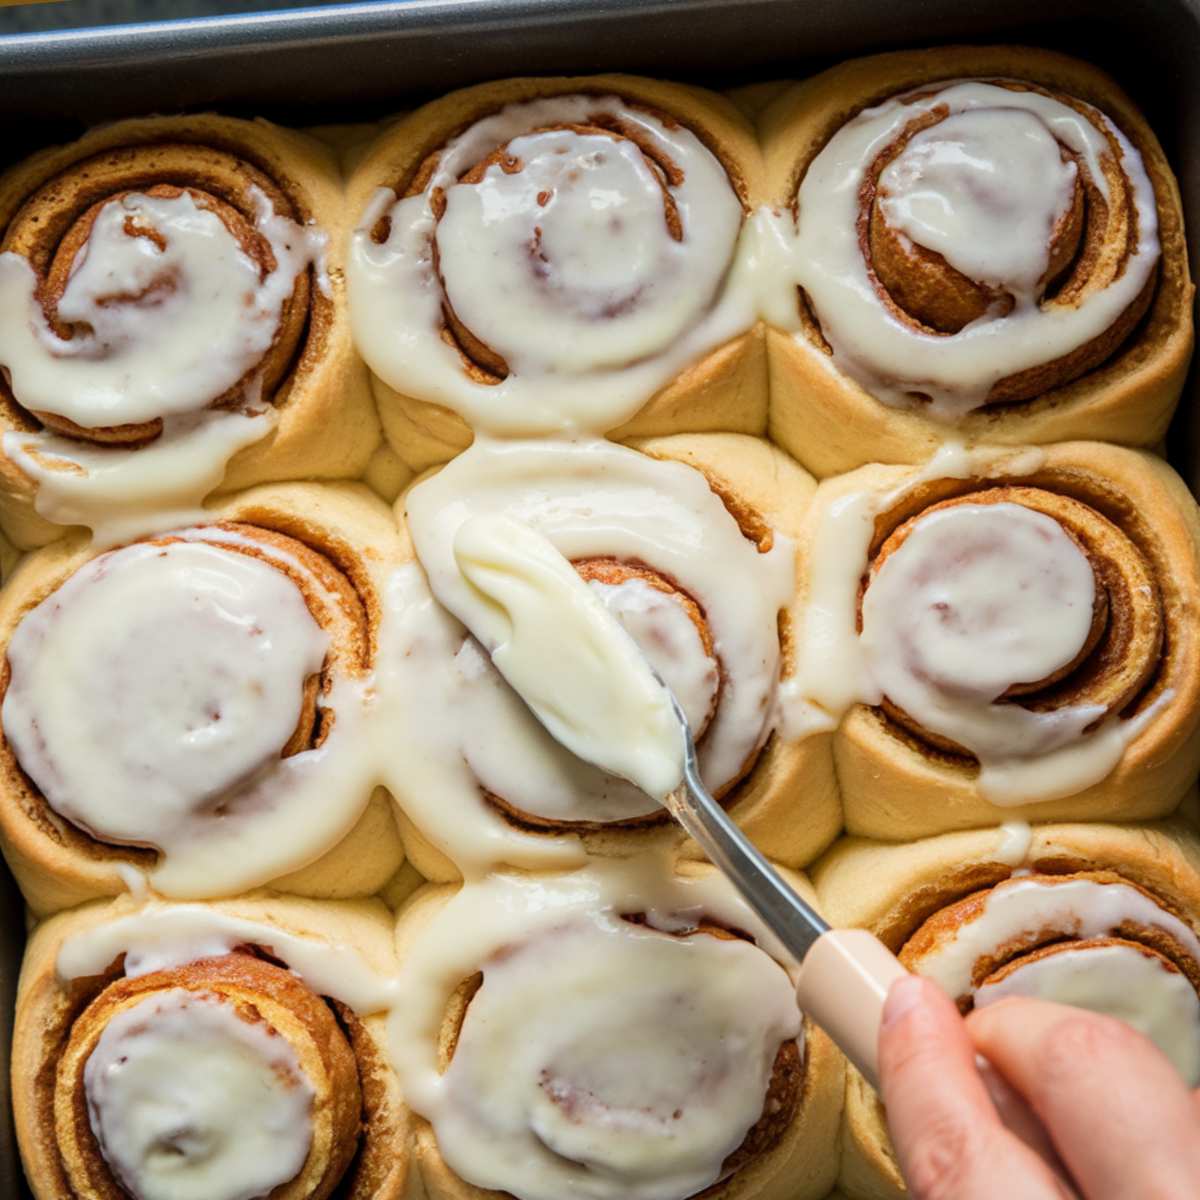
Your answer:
970;998;1200;1199
879;976;1073;1200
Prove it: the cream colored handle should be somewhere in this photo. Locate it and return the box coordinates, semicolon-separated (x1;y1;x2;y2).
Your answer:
793;928;907;1088
795;930;1064;1171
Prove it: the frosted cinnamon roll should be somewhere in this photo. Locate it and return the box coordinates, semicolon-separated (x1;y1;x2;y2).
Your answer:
785;441;1200;838
345;75;766;471
0;115;379;548
13;895;410;1200
391;862;843;1200
387;432;839;880
758;47;1192;477
814;818;1200;1198
0;482;405;915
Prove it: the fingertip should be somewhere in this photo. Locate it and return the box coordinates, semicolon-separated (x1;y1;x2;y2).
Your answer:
882;973;961;1033
881;973;926;1031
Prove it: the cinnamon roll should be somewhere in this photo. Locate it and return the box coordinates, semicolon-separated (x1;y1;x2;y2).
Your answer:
346;75;766;472
0;482;405;915
785;441;1200;837
758;47;1193;477
387;432;839;880
391;861;843;1200
0;115;379;548
13;894;410;1200
814;817;1200;1198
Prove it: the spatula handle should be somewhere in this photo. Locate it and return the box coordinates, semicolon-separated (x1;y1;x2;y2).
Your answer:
795;929;1063;1170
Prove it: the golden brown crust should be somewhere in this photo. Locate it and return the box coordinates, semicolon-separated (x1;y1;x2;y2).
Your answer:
815;442;1200;837
14;894;412;1200
346;75;769;474
0;114;380;550
760;46;1194;478
0;481;408;916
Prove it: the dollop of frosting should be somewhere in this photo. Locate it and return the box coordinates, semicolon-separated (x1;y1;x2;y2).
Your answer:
452;514;684;800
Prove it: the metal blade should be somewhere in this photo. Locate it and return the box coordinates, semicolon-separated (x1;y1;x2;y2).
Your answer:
661;687;829;964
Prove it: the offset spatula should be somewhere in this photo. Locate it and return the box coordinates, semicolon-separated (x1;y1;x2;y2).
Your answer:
660;687;1061;1166
660;687;904;1087
450;512;1059;1169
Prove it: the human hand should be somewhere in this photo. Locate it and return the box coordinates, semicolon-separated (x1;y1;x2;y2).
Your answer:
878;975;1200;1199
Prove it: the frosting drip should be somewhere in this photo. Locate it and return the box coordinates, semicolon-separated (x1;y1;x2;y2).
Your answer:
84;988;314;1200
782;80;1160;415
388;864;802;1200
57;904;397;1015
3;410;275;548
348;95;753;435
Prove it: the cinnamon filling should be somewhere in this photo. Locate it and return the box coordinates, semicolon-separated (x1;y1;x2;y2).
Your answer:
860;484;1162;760
400;107;692;385
0;141;316;443
44;950;370;1200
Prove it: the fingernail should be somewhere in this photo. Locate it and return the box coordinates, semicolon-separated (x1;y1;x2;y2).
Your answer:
881;974;924;1030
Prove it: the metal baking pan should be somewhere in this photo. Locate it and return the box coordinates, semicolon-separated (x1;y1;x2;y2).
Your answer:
2;0;1198;1194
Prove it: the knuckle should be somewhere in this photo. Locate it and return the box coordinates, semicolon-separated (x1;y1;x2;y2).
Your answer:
899;1111;986;1200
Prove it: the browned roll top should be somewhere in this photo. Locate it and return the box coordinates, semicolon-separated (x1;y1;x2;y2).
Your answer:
0;519;370;864
1;141;318;444
848;80;1156;405
439;918;803;1196
41;948;405;1200
861;481;1163;759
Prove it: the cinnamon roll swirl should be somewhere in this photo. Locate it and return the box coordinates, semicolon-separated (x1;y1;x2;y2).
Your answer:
391;862;843;1200
346;75;766;472
387;432;839;880
0;115;379;547
814;817;1200;1198
0;482;405;915
759;47;1193;477
786;441;1200;837
13;895;410;1200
